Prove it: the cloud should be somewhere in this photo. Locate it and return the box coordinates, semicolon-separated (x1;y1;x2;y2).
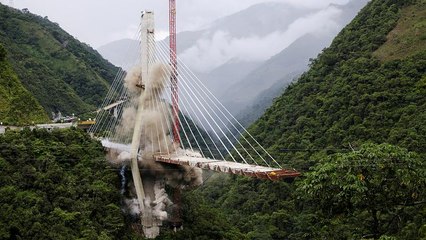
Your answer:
180;5;342;72
280;0;351;8
10;0;351;47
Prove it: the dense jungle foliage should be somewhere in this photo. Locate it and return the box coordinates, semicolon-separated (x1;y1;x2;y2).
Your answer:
0;3;119;116
0;44;48;125
0;128;128;239
190;0;426;239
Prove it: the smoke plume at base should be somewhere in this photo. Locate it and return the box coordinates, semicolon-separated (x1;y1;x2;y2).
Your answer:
109;63;203;231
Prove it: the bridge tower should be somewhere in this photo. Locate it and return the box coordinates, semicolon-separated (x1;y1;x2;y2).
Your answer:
129;11;160;238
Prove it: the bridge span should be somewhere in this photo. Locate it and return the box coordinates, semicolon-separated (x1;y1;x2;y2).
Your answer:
102;139;300;180
92;10;300;238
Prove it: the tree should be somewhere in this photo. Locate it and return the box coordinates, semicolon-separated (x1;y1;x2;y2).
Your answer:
0;44;6;61
298;143;426;239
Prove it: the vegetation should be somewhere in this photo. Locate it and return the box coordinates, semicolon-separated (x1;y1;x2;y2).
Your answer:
0;44;49;125
374;2;426;61
178;112;221;159
1;0;425;239
158;190;246;240
187;0;426;239
299;143;426;239
0;3;119;116
0;128;127;239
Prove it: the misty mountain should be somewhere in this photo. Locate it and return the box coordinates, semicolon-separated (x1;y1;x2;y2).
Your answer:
199;59;262;96
223;33;329;116
97;38;140;69
97;2;310;69
200;2;312;38
98;0;369;129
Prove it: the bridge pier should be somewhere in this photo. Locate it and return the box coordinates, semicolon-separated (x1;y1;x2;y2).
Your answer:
128;10;160;239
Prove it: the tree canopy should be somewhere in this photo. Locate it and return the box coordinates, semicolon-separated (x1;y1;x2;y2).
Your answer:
0;128;126;239
0;43;48;125
299;143;426;239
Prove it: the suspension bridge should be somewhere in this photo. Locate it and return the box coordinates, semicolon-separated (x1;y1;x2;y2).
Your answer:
89;5;299;239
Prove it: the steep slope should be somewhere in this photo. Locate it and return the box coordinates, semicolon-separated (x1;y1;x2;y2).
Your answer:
227;0;370;123
0;4;119;116
223;33;329;116
373;2;426;61
194;0;426;239
181;0;368;117
0;44;48;125
247;0;425;170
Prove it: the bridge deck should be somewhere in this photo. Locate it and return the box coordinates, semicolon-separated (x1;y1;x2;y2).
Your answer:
101;140;300;180
154;154;300;180
97;100;127;113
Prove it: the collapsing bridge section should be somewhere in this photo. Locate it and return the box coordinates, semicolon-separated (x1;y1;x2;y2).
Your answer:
154;154;300;180
101;139;300;180
90;8;300;239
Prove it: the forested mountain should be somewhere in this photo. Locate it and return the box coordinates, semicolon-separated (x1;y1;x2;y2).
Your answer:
0;4;119;116
190;0;426;239
0;44;48;125
246;0;426;170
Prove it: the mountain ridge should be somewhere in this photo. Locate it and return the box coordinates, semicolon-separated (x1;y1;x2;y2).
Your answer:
0;4;119;116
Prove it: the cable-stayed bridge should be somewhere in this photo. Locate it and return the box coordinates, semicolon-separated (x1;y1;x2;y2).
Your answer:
90;10;299;239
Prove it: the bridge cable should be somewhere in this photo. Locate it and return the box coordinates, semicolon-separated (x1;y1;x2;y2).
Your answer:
163;41;282;168
154;39;231;160
152;35;220;159
91;23;142;136
156;40;248;163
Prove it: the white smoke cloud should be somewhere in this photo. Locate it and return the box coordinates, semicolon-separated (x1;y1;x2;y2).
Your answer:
124;198;141;216
109;62;203;238
180;5;342;72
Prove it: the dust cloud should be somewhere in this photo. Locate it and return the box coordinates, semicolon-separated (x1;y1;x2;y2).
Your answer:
108;63;203;237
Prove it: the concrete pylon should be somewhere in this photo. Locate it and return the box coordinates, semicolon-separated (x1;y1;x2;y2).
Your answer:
128;11;160;239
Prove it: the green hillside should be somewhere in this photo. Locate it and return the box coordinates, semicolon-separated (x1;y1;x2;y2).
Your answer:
245;0;426;170
0;44;48;125
193;0;426;239
374;2;426;61
0;4;119;116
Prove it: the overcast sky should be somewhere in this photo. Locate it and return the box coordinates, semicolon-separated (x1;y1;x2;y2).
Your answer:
2;0;351;48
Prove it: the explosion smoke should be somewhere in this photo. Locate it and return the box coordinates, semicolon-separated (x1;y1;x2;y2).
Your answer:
109;63;203;235
124;66;143;95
